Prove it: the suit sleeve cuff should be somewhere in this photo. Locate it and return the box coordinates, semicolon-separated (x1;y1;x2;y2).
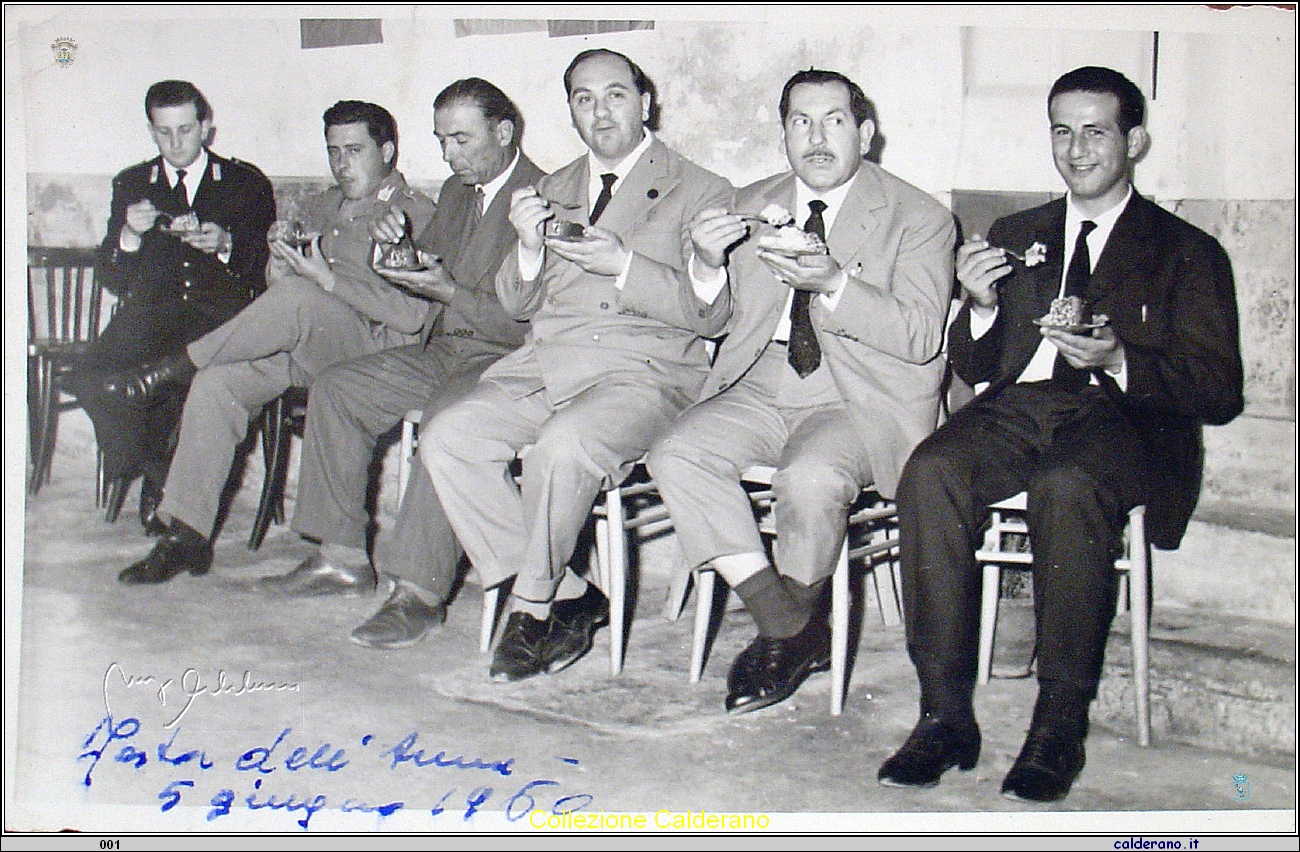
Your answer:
969;305;999;340
611;249;635;291
517;242;544;280
688;254;728;304
817;270;850;312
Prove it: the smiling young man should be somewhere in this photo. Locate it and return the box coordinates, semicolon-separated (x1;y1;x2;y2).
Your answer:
878;66;1243;802
115;100;435;585
646;68;955;714
254;81;546;650
68;80;276;535
421;49;733;682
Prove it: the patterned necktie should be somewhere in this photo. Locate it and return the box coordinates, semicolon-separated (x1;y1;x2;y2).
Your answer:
787;199;827;378
173;169;189;209
589;172;617;225
1051;219;1098;391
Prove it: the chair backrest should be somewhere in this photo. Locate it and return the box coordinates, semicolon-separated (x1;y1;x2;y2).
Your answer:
27;246;105;346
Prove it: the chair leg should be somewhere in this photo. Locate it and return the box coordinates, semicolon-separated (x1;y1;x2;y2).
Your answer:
831;538;850;716
977;563;1001;685
480;584;501;654
248;398;287;550
663;561;692;622
30;360;58;493
604;488;628;676
690;568;716;684
103;476;129;524
1129;508;1151;747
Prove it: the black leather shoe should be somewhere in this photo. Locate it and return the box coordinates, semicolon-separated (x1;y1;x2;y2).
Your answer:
257;552;377;597
724;616;832;714
877;714;982;788
350;582;446;649
139;479;166;536
103;354;195;405
490;612;552;682
1001;694;1089;803
118;520;212;584
543;583;610;674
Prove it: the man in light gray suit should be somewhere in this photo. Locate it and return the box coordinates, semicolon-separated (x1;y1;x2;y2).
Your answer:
647;69;955;714
422;48;733;682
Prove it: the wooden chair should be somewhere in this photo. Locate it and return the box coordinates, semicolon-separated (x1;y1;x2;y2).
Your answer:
666;465;902;716
27;246;109;495
974;493;1151;746
247;386;309;549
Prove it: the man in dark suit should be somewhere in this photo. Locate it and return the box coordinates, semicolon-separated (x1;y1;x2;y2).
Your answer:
647;69;954;714
115;101;435;586
422;48;732;682
878;67;1243;803
256;80;543;651
68;80;276;533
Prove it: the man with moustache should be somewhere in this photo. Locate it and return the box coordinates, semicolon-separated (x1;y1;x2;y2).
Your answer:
67;80;276;533
256;80;545;655
422;48;733;682
116;100;435;585
878;67;1243;802
647;68;955;714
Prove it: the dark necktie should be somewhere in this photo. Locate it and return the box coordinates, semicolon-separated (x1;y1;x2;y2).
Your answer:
459;185;484;252
173;169;189;209
589;172;617;225
787;199;827;378
1051;219;1098;391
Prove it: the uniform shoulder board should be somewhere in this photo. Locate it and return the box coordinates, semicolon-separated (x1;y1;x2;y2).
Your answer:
115;159;159;185
225;157;269;178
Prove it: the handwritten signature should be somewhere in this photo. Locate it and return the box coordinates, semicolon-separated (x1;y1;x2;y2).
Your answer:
103;662;300;729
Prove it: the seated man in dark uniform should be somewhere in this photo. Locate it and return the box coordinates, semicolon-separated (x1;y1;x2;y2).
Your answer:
69;80;276;533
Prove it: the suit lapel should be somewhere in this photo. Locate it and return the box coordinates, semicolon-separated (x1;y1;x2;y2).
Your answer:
828;163;886;268
1089;194;1151;304
451;156;539;285
1029;201;1068;315
595;137;678;238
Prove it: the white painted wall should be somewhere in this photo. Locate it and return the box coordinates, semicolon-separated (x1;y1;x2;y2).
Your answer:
7;5;1295;199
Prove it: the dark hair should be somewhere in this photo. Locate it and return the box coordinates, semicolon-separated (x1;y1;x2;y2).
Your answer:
434;77;524;145
145;80;211;124
322;100;399;164
1049;66;1146;134
562;48;660;131
779;69;873;127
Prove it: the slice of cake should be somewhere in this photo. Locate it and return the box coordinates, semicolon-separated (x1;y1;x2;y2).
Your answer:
1044;295;1087;327
757;226;827;256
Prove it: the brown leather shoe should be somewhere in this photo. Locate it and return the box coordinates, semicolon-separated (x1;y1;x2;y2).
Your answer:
257;551;377;597
350;583;446;649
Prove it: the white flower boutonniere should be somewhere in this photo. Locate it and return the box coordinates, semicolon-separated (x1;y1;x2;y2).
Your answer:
1001;241;1047;267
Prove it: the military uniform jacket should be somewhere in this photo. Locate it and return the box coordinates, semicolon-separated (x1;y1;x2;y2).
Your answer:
295;169;436;337
99;151;277;312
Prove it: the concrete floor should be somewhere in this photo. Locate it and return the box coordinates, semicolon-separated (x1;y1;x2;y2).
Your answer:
6;435;1297;836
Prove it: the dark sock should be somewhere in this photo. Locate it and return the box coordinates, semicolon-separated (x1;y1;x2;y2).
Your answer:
734;567;807;639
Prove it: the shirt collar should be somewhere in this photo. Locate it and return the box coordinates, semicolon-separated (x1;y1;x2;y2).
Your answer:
794;168;857;235
162;148;207;190
1064;185;1132;268
587;130;655;203
478;148;520;212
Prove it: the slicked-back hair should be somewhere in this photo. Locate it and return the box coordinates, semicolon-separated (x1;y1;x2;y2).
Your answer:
1049;66;1146;134
145;80;211;124
434;77;524;145
778;68;873;128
